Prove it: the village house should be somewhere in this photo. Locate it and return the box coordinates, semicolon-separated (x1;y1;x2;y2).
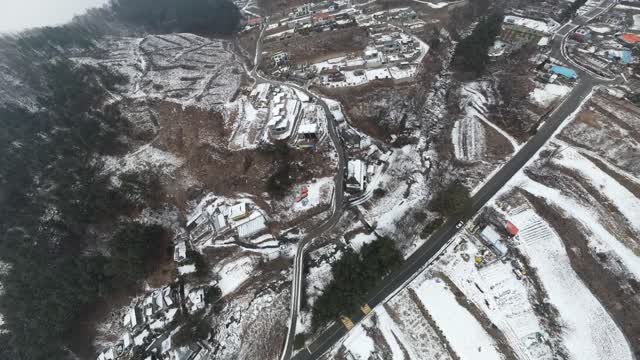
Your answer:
346;159;367;193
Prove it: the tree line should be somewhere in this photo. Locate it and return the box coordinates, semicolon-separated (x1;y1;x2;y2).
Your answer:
0;59;167;359
311;237;403;329
560;0;588;22
111;0;241;35
452;12;504;78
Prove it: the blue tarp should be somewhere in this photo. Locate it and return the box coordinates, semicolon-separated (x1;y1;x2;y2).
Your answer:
550;65;577;79
606;50;633;64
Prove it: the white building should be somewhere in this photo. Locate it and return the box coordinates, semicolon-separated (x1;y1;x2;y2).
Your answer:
346;159;367;192
479;226;508;257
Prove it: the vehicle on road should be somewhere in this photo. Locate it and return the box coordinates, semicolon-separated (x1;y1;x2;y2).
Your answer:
339;315;355;330
456;221;465;229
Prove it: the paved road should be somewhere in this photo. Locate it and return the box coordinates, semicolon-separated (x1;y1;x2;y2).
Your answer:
286;1;618;359
234;18;349;360
244;21;351;360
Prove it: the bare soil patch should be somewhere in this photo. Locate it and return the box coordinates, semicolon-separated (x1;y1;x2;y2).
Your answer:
482;119;514;161
263;27;369;64
317;81;417;141
151;101;334;210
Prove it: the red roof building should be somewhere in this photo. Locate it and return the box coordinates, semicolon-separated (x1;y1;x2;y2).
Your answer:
247;17;264;26
506;221;519;236
312;13;335;24
620;33;640;45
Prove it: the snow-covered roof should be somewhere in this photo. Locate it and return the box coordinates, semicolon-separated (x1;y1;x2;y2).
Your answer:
125;307;138;328
229;203;248;220
122;333;133;349
189;288;205;306
134;329;149;346
480;226;502;243
299;123;318;134
237;212;267;238
178;264;196;275
174;241;187;262
347;160;366;191
161;336;172;353
504;15;553;34
538;37;550;46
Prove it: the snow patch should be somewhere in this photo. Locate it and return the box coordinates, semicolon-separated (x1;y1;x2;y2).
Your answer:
412;278;503;360
529;83;571;108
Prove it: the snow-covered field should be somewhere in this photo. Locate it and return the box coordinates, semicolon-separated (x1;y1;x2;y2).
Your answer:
214;255;258;296
509;207;633;360
452;81;519;162
431;235;555;360
333;291;456;360
102;145;184;181
413;278;503;360
73;33;241;110
529;83;571;108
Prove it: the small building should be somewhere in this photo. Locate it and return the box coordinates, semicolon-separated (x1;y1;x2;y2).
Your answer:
272;51;289;66
236;212;267;238
293;3;315;17
549;65;577;79
299;123;319;140
246;16;264;28
571;27;592;42
606;49;633;64
251;83;271;107
506;221;519;237
134;329;150;346
97;348;115;360
502;15;553;44
122;333;133;351
174;241;187;263
328;71;346;82
619;33;640;46
124;307;141;329
229;203;250;221
537;36;550;47
346;159;367;193
479;226;508;257
313;12;336;26
188;288;206;312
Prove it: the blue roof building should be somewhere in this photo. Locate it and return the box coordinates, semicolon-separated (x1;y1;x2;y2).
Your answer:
550;65;577;79
613;50;632;64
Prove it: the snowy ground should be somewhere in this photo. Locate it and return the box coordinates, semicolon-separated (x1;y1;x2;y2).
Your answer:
412;278;503;360
633;14;640;30
102;145;184;182
73;33;241;110
529;83;571;108
291;177;334;212
508;207;633;360
431;234;555;360
214;255;259;296
452;81;519;162
228;95;269;150
331;295;456;360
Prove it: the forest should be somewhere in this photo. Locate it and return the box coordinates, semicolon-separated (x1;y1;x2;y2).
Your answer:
311;237;403;329
0;57;171;359
452;12;504;78
111;0;241;35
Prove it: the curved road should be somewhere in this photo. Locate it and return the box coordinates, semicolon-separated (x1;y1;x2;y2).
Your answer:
244;20;350;360
239;1;618;358
277;1;617;359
